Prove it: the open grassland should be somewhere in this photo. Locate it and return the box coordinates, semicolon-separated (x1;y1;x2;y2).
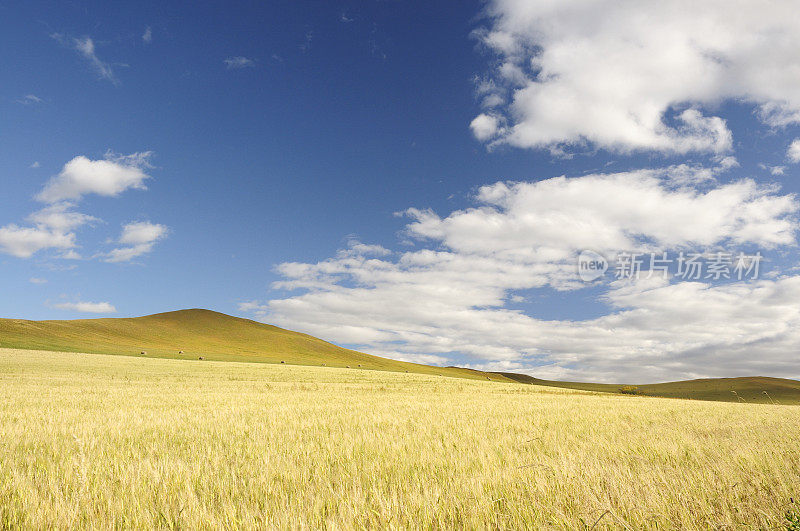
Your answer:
0;309;508;382
1;349;799;529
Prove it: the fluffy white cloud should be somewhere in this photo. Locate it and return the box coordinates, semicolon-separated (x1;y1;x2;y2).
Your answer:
241;168;800;382
142;27;152;44
472;0;800;154
788;139;800;164
50;301;117;314
0;203;96;259
104;221;168;263
470;114;501;141
36;152;152;204
405;169;797;256
0;224;76;259
224;56;255;69
118;221;168;245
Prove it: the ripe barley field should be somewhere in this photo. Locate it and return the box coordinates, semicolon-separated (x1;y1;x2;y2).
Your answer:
1;348;799;529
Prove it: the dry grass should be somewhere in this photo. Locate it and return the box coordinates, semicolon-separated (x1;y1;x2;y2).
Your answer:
1;348;798;529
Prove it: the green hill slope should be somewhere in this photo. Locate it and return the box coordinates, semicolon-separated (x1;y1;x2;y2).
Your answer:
497;373;800;405
0;309;511;382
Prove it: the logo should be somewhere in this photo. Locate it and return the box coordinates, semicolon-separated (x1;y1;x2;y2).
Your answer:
577;250;608;282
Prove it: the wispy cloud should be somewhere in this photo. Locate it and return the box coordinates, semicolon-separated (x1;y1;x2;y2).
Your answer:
52;34;118;84
142;26;152;44
16;94;42;105
30;161;40;169
50;300;117;314
223;56;255;69
299;30;313;52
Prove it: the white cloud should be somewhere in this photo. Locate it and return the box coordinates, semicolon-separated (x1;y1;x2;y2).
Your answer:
30;161;41;169
16;94;42;105
788;139;800;164
0;225;76;259
142;26;152;44
238;300;268;314
759;163;786;176
470;114;501;142
240;168;800;382
50;301;117;314
104;221;168;263
224;56;255;69
472;0;800;154
52;34;117;84
339;238;392;258
27;203;97;233
59;249;82;260
118;221;168;245
0;203;96;259
36;151;152;204
0;152;162;261
29;277;47;284
405;169;797;255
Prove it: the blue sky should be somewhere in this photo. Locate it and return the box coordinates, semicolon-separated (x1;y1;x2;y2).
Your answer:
4;0;800;382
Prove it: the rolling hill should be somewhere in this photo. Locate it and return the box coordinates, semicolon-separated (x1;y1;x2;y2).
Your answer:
2;308;798;404
0;309;512;382
496;373;800;405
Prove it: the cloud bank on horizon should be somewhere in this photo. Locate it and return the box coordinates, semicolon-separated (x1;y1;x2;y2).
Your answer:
240;0;800;382
244;167;800;383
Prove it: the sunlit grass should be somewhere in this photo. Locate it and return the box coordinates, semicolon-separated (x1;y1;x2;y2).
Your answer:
1;348;798;529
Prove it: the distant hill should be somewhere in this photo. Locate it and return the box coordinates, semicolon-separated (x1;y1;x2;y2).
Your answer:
2;309;797;404
0;309;512;382
496;373;800;405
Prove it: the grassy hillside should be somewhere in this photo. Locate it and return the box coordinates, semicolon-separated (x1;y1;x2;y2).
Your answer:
498;372;800;405
0;309;510;382
3;308;798;402
2;348;799;528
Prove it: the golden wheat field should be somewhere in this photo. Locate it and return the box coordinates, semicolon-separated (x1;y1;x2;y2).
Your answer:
1;348;799;529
